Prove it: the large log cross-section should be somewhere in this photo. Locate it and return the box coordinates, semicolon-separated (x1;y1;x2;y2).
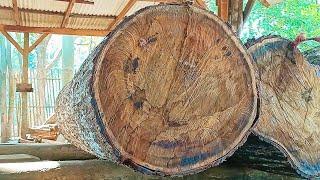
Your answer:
56;4;258;176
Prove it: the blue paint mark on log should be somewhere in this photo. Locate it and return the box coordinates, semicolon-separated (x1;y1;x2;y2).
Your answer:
181;153;210;166
298;160;320;177
316;68;320;77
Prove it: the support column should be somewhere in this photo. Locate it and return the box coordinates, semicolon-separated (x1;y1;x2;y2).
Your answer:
1;31;49;139
20;32;29;138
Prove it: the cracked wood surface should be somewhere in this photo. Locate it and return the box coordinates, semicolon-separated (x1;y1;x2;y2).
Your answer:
56;4;257;176
248;36;320;178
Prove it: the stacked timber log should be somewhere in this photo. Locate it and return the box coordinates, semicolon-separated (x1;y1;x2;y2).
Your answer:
246;36;320;178
304;46;320;65
55;3;320;178
56;4;258;176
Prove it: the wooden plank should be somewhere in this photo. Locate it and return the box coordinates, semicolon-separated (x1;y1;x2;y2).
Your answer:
0;31;24;54
29;124;59;141
28;33;49;52
0;154;40;163
61;0;76;28
0;143;95;160
106;0;138;32
12;0;21;25
16;83;33;92
0;25;108;36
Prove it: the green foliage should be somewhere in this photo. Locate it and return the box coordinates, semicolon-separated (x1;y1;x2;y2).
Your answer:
240;0;320;51
208;0;320;51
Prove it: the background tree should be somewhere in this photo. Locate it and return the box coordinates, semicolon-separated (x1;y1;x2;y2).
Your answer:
61;36;75;86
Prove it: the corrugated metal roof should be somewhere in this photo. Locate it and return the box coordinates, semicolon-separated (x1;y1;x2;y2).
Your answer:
66;16;114;30
0;0;173;35
0;0;157;16
127;1;158;16
18;0;67;13
0;0;13;8
20;11;63;28
0;9;15;25
72;0;129;16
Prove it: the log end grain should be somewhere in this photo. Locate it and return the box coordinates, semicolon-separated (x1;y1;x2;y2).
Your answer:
57;4;258;176
248;36;320;178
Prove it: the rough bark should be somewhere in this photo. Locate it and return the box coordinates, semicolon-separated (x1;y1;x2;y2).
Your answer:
304;46;320;65
247;36;320;178
226;134;299;177
0;143;95;160
56;4;258;176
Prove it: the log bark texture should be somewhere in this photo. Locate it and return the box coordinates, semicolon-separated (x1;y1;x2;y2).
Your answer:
226;134;299;177
304;46;320;65
247;36;320;178
56;4;258;176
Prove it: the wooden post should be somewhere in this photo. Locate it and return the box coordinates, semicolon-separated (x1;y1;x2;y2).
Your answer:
0;35;7;143
229;0;244;34
20;32;29;138
217;0;229;22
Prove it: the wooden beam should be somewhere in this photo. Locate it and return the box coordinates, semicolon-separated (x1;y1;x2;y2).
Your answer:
28;33;49;52
243;0;256;23
0;25;108;36
61;0;76;28
55;0;94;4
259;0;282;7
0;31;23;54
12;0;21;25
217;0;229;22
195;0;207;9
106;0;138;32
